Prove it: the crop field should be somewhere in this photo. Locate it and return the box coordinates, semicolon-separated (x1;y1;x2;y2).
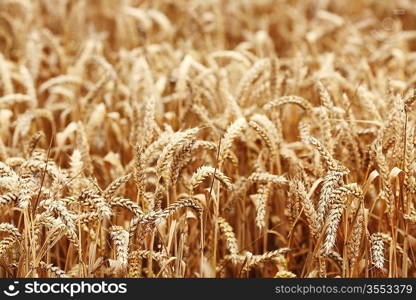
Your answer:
0;0;416;278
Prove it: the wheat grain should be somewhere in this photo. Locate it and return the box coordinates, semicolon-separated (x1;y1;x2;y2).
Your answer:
217;217;239;263
110;226;129;270
0;0;414;279
370;233;385;270
248;172;288;185
255;183;271;229
190;166;232;191
38;261;68;278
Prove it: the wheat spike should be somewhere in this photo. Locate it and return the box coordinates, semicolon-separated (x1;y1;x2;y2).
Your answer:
110;226;129;270
190;166;232;191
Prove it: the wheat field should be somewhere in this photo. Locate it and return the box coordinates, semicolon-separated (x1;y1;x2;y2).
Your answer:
0;0;416;278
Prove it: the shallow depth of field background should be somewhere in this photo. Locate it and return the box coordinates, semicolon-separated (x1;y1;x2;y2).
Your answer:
0;0;416;278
